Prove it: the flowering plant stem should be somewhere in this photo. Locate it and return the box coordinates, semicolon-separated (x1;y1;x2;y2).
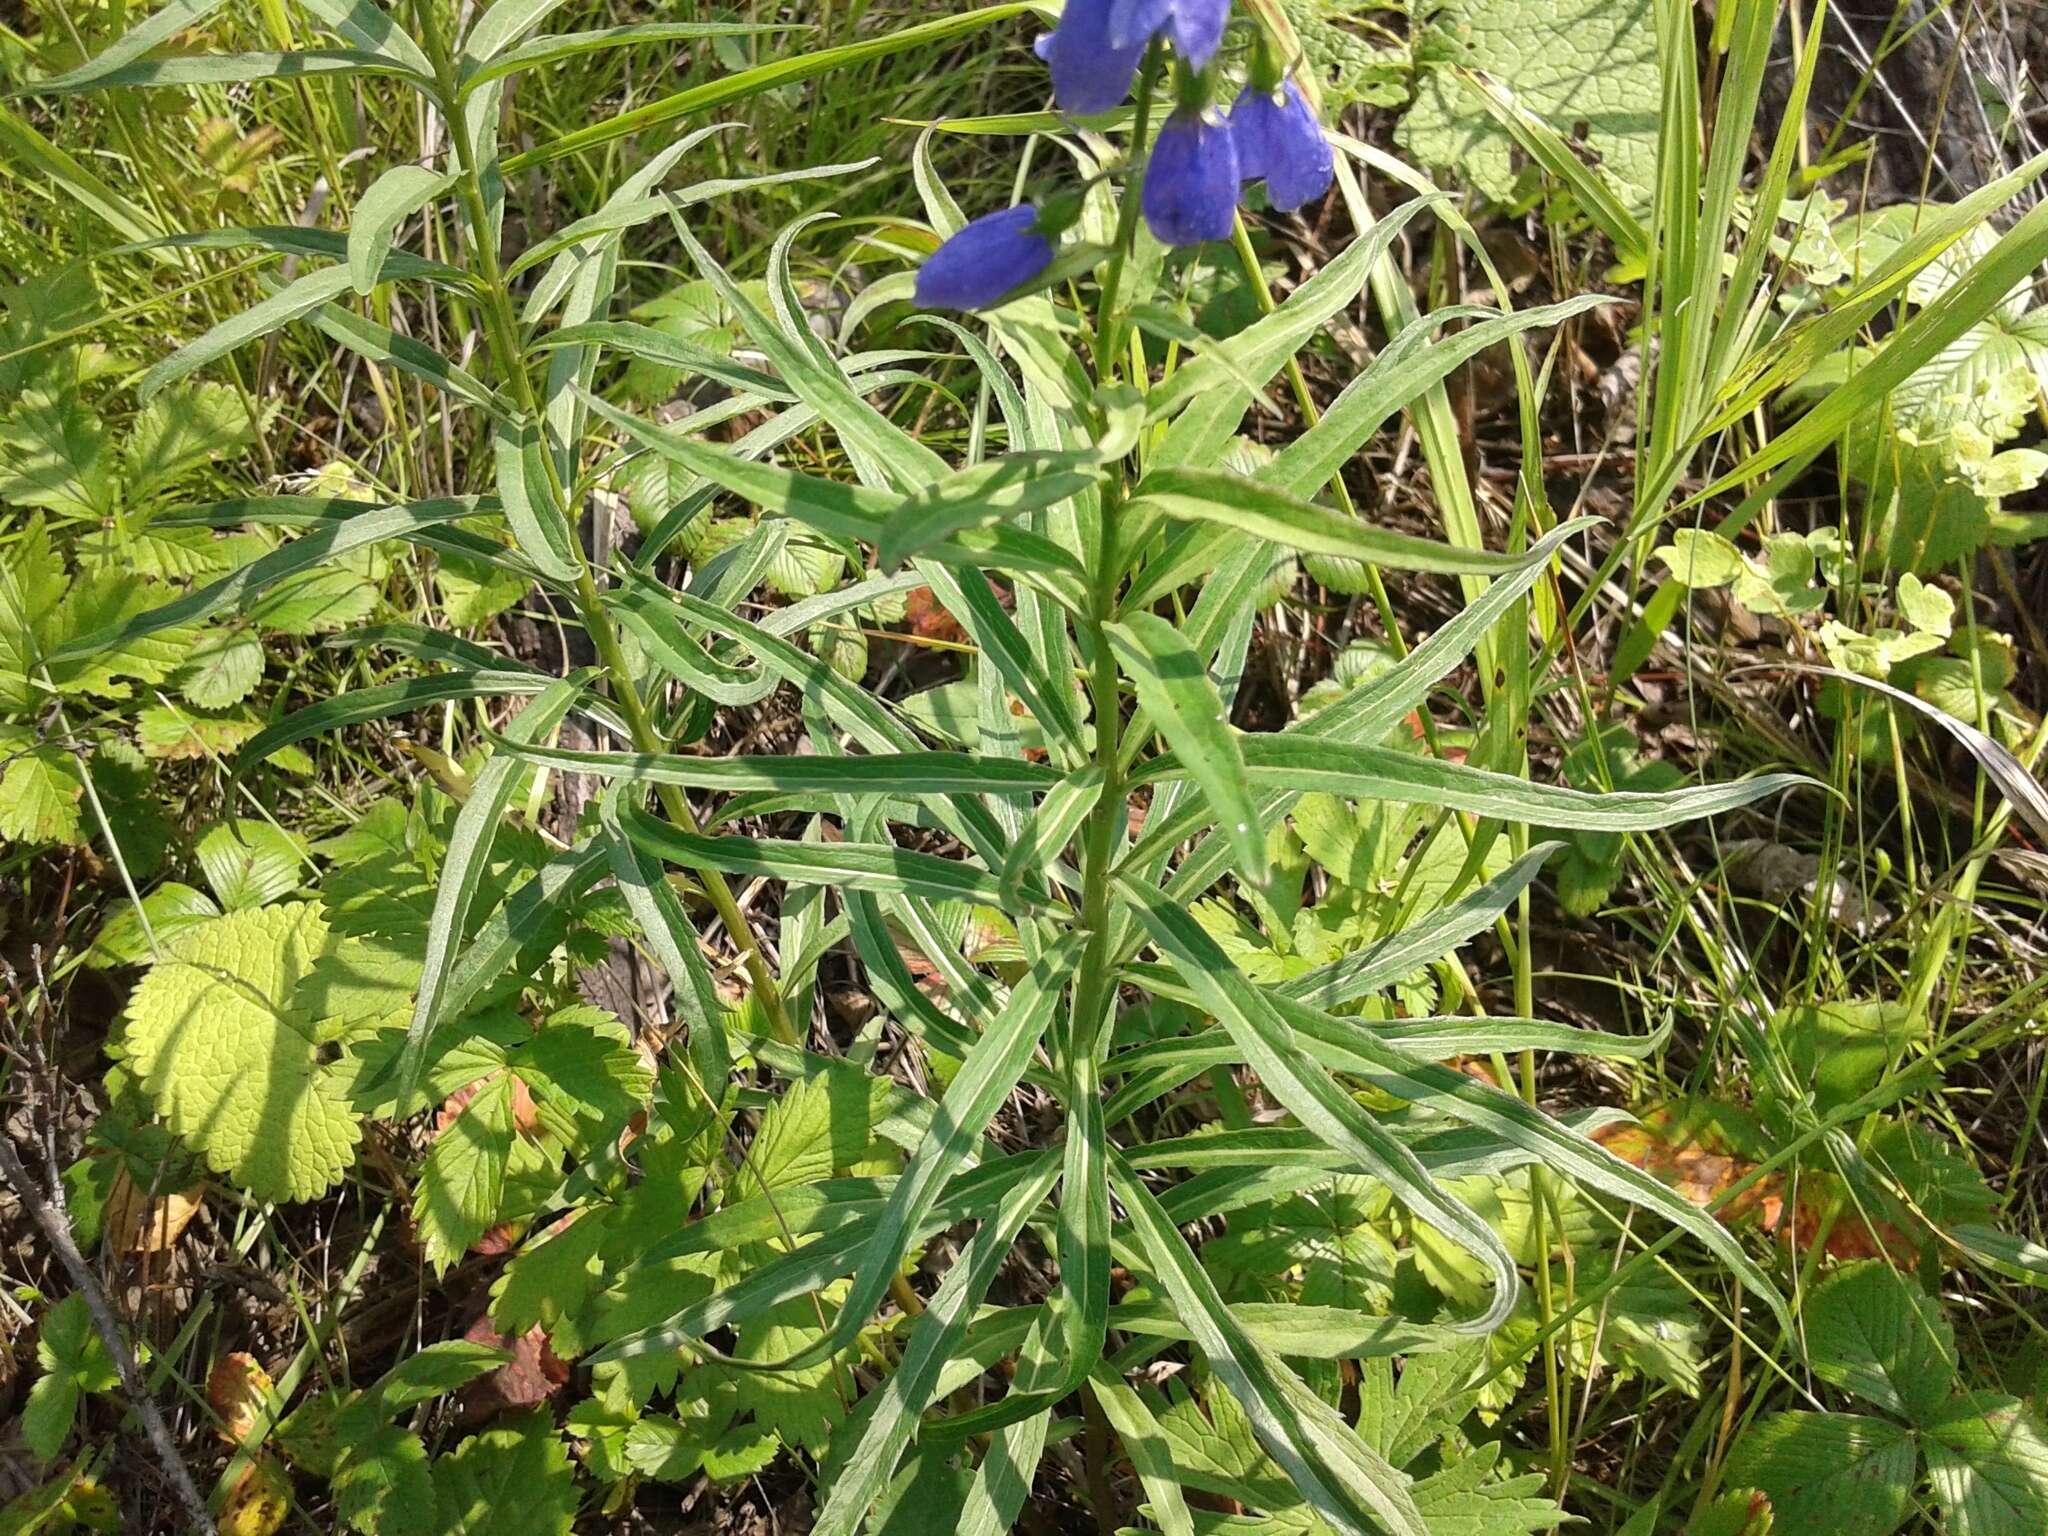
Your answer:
414;1;796;1047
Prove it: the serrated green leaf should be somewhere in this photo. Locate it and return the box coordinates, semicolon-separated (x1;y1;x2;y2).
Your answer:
1923;1392;2048;1536
1109;611;1266;886
194;819;308;910
1725;1412;1915;1536
430;1409;577;1536
1399;0;1660;212
334;1425;436;1536
1804;1260;1957;1422
0;739;85;846
23;1294;116;1463
122;902;359;1202
513;1009;652;1149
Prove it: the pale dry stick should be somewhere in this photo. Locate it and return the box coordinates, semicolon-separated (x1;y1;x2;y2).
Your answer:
0;1130;218;1536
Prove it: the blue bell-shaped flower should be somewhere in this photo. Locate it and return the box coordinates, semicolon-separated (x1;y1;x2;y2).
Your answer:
1142;109;1240;246
915;206;1055;309
1230;79;1333;212
1107;0;1231;69
1036;0;1147;114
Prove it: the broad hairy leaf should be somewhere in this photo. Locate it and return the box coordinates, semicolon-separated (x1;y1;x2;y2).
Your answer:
121;902;359;1203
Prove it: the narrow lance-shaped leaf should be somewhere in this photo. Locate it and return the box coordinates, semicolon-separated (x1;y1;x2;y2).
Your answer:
1261;294;1615;500
1125;466;1536;575
458;21;800;92
999;765;1101;902
140;263;360;401
1279;840;1561;1009
1263;982;1795;1331
503;5;1037;172
491;741;1060;799
403;672;592;1095
22;0;230;95
618;803;1050;913
1120;877;1520;1334
492;419;583;582
298;0;436;76
879;451;1108;571
1134;734;1811;833
46;500;488;664
1107;612;1267;887
701;940;1078;1374
813;1158;1064;1536
310;304;509;421
348;164;456;295
232;671;627;787
26;49;422;94
1109;1154;1427;1536
600;792;732;1100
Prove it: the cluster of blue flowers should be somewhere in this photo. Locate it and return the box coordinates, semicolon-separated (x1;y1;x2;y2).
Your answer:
915;0;1335;310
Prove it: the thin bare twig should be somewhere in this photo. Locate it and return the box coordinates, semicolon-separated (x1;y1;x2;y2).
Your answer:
0;1130;218;1536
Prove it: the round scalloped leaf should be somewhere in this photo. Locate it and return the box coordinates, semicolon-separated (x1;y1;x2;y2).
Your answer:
122;901;361;1204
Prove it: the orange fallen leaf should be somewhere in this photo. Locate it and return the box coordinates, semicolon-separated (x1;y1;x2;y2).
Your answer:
1595;1106;1917;1266
106;1165;203;1254
207;1353;274;1445
903;586;965;644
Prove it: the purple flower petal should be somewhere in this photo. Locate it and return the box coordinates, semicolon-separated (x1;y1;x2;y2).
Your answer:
915;206;1056;309
1044;0;1146;114
1230;81;1332;212
1143;110;1241;247
1162;0;1230;68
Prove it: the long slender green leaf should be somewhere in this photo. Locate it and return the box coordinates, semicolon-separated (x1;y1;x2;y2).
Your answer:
20;0;229;95
460;21;797;91
879;452;1106;571
619;805;1046;912
1261;294;1614;499
403;673;590;1089
1147;194;1446;431
1135;736;1810;833
601;794;731;1095
1126;466;1534;575
438;839;611;1033
46;500;486;663
1277;841;1558;1009
507;158;878;281
492;418;583;581
494;741;1059;798
1107;612;1266;886
1259;984;1793;1331
298;0;435;76
1110;1155;1426;1536
232;671;623;783
311;303;508;420
28;49;420;93
141;263;359;400
580;389;1086;596
1121;879;1519;1334
530;321;786;398
999;766;1100;901
814;1159;1062;1536
348;164;455;294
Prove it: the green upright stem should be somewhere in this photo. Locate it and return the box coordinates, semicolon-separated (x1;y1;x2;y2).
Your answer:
419;6;795;1045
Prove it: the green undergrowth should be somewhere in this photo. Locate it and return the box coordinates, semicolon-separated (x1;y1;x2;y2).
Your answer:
3;1;2047;1534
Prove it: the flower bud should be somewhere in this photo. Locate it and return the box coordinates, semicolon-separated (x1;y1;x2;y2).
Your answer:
1142;109;1240;246
915;206;1056;309
1230;79;1334;212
